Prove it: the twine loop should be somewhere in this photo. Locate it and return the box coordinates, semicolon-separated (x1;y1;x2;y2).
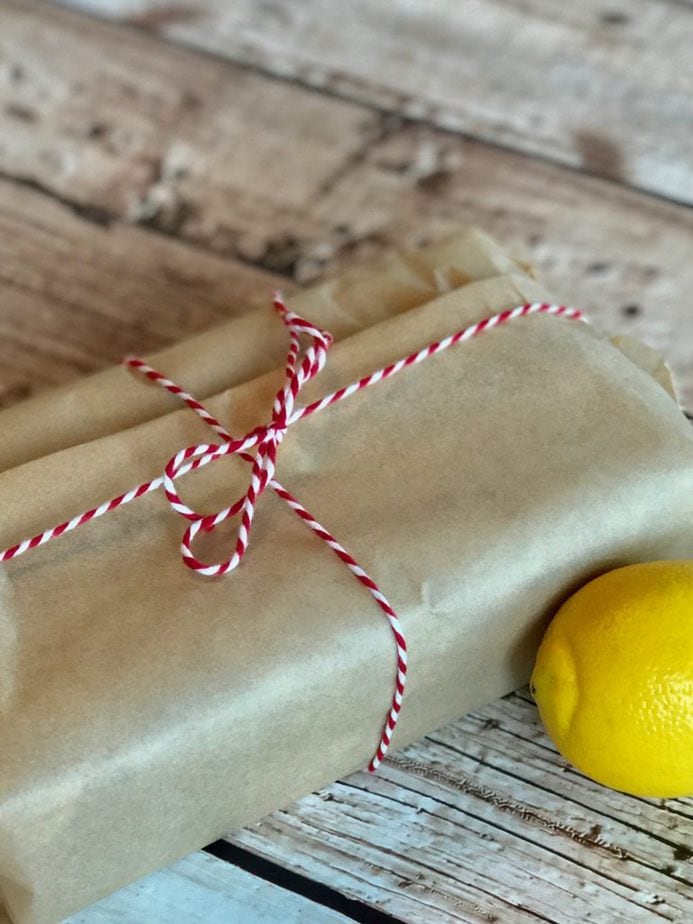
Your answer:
157;296;334;578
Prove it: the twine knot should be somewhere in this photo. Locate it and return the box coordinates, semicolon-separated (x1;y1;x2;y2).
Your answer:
159;293;334;578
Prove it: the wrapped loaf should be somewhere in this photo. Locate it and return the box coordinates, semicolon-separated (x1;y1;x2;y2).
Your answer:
0;232;691;923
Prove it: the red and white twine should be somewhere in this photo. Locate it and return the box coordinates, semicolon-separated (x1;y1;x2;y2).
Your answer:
0;297;584;770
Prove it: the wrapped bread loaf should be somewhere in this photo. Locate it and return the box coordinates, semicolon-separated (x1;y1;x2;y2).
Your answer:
0;233;691;923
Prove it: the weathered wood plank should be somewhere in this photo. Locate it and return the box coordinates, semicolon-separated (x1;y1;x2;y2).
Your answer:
227;692;693;923
0;177;282;403
64;851;352;923
3;1;693;406
56;0;693;205
460;694;692;845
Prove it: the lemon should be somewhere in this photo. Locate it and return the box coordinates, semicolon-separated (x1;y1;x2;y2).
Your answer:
530;561;693;798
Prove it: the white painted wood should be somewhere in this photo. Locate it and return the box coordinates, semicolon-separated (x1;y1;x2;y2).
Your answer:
57;0;693;205
64;851;350;923
227;691;693;922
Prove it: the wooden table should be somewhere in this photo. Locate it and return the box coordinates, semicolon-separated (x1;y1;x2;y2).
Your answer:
1;2;692;921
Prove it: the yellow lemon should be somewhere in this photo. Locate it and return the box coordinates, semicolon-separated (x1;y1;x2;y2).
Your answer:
530;561;693;798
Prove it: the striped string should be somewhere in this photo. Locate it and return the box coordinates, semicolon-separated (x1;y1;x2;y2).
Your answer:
0;296;584;770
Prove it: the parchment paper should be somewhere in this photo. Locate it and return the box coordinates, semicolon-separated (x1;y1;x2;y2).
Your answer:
0;252;691;923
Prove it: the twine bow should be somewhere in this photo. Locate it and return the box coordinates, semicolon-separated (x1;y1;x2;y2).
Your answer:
0;296;584;770
140;296;335;577
126;294;406;770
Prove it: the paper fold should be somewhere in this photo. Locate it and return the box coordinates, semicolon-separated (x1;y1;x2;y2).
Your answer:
0;228;529;475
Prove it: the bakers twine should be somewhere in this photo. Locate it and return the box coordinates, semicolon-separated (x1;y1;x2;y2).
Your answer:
0;296;584;770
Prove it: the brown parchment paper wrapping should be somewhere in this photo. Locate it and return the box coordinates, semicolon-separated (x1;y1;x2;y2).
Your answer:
0;228;532;474
1;259;693;922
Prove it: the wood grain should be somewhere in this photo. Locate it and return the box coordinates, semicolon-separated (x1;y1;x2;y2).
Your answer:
0;177;283;404
227;691;693;923
57;0;693;205
3;1;693;405
65;852;351;923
